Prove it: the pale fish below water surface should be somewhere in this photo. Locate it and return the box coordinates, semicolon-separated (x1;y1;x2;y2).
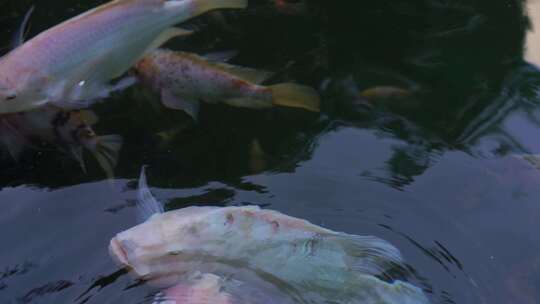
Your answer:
109;168;430;304
152;271;297;304
0;0;248;114
133;49;321;120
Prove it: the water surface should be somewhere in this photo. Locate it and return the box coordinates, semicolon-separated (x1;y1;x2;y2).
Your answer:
1;1;540;303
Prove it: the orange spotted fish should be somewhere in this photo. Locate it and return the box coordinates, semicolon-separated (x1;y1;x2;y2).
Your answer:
134;49;320;120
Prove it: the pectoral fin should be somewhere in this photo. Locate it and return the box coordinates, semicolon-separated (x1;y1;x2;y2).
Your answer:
92;135;123;179
331;233;404;276
144;27;194;55
69;145;87;173
161;90;200;121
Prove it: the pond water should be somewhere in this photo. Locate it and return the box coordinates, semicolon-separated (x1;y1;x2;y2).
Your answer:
1;0;540;303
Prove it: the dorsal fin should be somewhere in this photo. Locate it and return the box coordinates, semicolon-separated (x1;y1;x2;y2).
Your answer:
12;6;35;48
137;166;165;221
213;62;274;85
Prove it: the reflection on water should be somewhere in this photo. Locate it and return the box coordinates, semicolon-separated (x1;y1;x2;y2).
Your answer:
1;0;540;303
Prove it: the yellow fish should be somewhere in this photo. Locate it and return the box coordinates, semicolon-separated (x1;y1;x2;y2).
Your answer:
133;49;320;120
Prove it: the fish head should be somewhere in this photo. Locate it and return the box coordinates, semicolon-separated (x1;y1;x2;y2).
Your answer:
109;207;223;277
0;82;20;112
0;69;50;113
132;54;161;89
109;206;267;279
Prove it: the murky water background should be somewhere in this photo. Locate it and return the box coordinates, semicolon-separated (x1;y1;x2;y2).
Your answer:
1;0;540;303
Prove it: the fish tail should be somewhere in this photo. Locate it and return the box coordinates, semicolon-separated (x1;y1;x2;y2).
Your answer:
92;135;123;179
331;233;406;277
137;166;164;221
269;83;321;112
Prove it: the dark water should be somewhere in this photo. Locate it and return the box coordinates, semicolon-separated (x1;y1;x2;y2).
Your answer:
1;0;540;303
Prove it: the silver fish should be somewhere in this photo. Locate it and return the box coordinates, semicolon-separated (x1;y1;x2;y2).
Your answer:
109;168;430;304
133;49;320;120
0;0;248;114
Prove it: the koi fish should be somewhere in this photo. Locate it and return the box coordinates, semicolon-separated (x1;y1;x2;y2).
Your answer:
133;49;320;120
0;0;248;114
0;106;122;177
109;168;430;304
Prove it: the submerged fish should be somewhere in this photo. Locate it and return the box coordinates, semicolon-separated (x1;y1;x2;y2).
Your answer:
153;272;235;304
0;106;122;176
109;168;430;303
133;49;320;120
153;271;295;304
360;86;414;100
0;0;248;114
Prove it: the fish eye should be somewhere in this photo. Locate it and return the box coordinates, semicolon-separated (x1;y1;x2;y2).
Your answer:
5;94;16;101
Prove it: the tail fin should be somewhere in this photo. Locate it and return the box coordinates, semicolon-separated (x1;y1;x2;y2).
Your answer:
269;83;320;112
92;135;123;179
330;233;405;277
190;0;248;16
137;166;164;221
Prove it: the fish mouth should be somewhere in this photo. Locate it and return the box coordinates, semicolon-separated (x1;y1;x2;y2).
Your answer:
109;237;129;267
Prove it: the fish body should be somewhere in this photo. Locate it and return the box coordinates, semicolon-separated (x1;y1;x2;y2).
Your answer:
0;107;122;176
134;49;320;119
0;0;247;114
109;170;430;303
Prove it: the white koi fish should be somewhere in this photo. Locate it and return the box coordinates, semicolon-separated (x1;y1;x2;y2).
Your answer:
109;168;430;304
0;0;248;114
133;49;320;120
